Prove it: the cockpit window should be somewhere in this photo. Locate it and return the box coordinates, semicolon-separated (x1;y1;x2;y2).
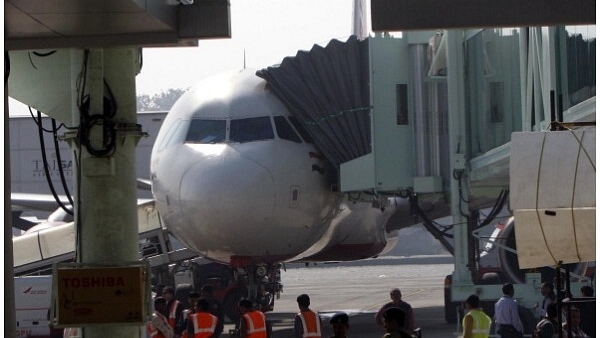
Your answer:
274;116;302;143
186;119;226;144
158;119;189;150
230;117;274;143
288;116;314;143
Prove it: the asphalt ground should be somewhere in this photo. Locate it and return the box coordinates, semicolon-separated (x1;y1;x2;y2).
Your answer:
222;256;462;338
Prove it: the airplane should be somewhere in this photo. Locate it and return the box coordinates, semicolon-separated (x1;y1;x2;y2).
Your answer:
148;69;411;318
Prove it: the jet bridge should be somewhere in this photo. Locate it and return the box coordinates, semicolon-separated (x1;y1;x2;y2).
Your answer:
257;34;433;197
259;29;596;334
12;200;197;276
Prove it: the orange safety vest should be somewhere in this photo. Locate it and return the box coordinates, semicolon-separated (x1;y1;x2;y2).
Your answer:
298;310;321;338
168;299;182;330
190;312;218;338
242;310;267;338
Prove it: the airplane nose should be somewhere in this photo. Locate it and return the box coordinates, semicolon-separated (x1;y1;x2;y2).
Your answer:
178;150;276;239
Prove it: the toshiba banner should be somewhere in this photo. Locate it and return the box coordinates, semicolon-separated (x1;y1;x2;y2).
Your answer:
54;264;148;326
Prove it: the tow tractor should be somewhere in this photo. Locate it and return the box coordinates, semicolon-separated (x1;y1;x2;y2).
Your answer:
169;258;283;322
141;226;284;323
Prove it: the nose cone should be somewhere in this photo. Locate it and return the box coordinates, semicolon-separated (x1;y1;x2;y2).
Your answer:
175;148;276;259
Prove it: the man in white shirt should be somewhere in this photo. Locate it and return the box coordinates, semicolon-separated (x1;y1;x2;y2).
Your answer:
494;283;523;338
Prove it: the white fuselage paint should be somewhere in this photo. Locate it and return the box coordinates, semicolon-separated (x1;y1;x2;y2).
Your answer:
150;69;397;266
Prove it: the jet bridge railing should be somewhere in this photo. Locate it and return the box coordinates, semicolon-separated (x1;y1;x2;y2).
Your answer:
13;224;200;276
13;223;76;275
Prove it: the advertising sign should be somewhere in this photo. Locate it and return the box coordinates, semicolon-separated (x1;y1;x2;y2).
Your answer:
54;264;148;326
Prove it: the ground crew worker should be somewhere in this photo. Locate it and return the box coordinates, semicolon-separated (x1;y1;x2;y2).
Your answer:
182;291;202;338
328;312;350;338
201;284;224;338
238;298;267;338
163;286;185;336
149;297;175;338
294;294;322;338
462;295;492;338
162;286;184;336
186;298;218;338
181;291;200;338
184;291;202;318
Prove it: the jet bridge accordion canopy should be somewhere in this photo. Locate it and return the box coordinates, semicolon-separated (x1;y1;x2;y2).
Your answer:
256;36;371;170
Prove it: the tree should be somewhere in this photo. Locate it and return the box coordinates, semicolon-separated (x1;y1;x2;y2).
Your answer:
137;88;187;112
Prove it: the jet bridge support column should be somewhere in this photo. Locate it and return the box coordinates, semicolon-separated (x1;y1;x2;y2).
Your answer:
73;48;143;338
445;30;471;289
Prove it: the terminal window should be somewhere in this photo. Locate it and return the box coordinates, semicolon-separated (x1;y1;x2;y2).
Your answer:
396;84;408;125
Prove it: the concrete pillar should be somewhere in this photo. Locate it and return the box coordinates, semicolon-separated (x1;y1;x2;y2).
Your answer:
72;48;143;338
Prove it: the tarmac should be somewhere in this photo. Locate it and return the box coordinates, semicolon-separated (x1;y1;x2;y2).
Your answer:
222;257;464;338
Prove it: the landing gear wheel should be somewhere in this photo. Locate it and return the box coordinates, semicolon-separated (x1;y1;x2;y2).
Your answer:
223;288;244;323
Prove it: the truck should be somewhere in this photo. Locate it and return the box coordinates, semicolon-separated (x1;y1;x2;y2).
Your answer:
14;275;53;338
442;214;595;332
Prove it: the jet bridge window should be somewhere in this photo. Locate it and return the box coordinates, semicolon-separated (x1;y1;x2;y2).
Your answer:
230;117;274;143
274;116;302;143
185;119;226;144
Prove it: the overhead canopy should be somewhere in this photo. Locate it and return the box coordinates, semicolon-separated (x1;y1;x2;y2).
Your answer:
5;0;231;50
256;36;371;169
371;0;595;31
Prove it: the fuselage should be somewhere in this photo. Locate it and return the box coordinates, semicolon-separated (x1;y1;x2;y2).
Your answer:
150;69;396;267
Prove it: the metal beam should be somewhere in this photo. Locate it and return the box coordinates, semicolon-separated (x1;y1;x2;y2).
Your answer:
371;0;596;31
5;0;231;50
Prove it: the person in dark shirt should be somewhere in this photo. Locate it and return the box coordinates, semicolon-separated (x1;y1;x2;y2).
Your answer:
578;286;595;338
535;282;556;320
563;307;590;338
534;302;559;338
375;288;415;335
381;307;413;338
328;313;349;338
